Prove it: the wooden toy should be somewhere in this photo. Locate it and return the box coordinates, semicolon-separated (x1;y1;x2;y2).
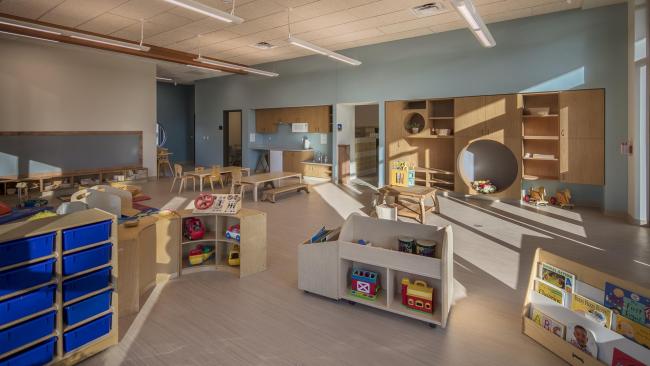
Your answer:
526;186;548;206
554;189;574;209
184;217;206;240
401;278;434;313
350;268;380;301
228;244;240;266
188;244;214;266
226;224;240;242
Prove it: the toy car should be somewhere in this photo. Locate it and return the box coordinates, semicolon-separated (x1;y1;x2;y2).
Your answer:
184;217;206;241
225;224;240;242
228;244;240;266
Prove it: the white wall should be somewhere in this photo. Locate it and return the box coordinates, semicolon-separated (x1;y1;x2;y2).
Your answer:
0;36;157;174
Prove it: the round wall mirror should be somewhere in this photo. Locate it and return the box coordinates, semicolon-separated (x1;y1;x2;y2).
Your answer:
458;140;518;193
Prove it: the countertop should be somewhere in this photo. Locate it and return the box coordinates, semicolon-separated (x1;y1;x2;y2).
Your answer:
249;145;314;152
301;161;332;167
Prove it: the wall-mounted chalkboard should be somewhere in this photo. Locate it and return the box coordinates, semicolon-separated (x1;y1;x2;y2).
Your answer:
0;131;142;178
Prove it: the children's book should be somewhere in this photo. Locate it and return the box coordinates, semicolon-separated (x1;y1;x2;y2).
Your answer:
566;322;598;358
611;348;647;366
530;306;566;338
539;262;575;293
309;227;327;243
605;282;650;327
571;293;613;328
535;279;567;305
614;314;650;349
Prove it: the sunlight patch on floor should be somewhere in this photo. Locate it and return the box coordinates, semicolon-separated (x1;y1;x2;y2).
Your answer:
313;183;368;219
160;196;190;211
490;201;586;237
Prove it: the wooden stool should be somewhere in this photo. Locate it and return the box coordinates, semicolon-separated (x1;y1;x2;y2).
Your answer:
157;154;173;178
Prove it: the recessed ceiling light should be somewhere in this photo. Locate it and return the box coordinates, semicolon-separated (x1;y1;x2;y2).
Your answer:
251;41;277;50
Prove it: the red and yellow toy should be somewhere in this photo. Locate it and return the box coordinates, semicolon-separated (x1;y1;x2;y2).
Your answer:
188;244;214;266
401;278;434;313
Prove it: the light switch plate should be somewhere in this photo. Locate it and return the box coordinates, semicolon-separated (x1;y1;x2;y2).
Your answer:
250;133;256;143
320;134;327;144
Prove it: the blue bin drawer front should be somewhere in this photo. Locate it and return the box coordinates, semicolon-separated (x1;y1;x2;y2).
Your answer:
64;290;112;326
62;221;112;251
62;243;112;276
0;259;55;298
63;313;112;353
0;337;56;366
0;311;56;355
62;267;111;303
0;233;55;268
0;285;56;326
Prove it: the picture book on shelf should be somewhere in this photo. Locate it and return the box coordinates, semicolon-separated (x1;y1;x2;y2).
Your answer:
614;314;650;349
530;306;566;338
571;293;613;328
566;322;598;358
611;348;647;366
604;283;650;327
540;262;575;293
535;279;567;305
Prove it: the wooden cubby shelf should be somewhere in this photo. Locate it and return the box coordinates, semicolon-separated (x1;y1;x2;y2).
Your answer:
523;136;560;140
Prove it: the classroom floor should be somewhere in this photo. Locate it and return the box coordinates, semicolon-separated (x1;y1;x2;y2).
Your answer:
75;177;649;366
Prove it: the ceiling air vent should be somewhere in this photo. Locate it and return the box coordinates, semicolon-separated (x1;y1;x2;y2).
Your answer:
410;2;448;17
251;41;277;50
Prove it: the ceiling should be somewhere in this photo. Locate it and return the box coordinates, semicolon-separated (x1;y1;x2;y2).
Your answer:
0;0;624;83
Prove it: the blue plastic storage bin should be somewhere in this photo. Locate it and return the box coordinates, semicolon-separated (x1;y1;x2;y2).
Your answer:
64;289;112;326
0;285;55;326
63;313;112;353
0;337;56;366
62;243;112;276
0;233;55;269
0;311;55;355
62;221;111;251
62;267;111;303
0;259;55;297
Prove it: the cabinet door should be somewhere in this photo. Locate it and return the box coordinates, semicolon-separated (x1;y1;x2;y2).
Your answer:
559;90;605;185
255;109;268;133
485;94;522;140
454;96;486;137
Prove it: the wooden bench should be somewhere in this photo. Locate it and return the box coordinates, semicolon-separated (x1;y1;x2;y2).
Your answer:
261;183;309;203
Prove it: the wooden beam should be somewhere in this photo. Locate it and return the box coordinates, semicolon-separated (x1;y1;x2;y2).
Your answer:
0;13;248;75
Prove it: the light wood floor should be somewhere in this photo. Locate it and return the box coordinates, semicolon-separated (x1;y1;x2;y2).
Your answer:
76;178;649;366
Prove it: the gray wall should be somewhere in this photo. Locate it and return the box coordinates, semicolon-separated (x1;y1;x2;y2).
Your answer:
195;5;628;213
157;82;195;164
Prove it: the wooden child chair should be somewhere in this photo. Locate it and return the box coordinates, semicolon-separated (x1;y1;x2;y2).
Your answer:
230;169;244;196
170;164;196;194
209;166;225;190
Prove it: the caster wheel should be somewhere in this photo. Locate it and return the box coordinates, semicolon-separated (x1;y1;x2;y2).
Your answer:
303;290;310;294
428;323;437;328
347;300;356;305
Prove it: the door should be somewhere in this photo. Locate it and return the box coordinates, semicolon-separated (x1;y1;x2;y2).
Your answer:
223;110;242;166
338;145;351;184
559;90;605;185
454;96;486;138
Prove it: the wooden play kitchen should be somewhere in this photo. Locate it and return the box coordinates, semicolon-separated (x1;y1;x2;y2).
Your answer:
385;89;605;200
298;214;454;328
0;209;118;366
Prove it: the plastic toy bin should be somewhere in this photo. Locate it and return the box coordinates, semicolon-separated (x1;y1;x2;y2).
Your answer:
64;290;112;326
0;233;55;268
0;311;56;355
0;285;56;326
63;313;112;353
0;337;56;366
62;220;112;251
62;243;112;276
62;267;112;303
0;259;56;297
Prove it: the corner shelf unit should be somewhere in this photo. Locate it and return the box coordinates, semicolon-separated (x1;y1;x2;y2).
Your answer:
521;93;560;181
298;214;454;328
178;209;267;278
0;209;118;366
523;249;650;365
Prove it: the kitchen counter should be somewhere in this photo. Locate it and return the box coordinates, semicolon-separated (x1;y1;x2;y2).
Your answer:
301;161;332;167
249;145;313;152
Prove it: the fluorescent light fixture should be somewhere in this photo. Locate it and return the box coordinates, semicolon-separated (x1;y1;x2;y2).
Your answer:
163;0;244;24
450;0;495;48
0;19;62;35
156;76;174;82
195;56;279;77
0;30;59;43
70;34;150;51
288;36;362;66
186;64;223;72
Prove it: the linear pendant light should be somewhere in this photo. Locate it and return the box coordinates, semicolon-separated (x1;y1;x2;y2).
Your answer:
194;56;279;77
0;19;61;35
163;0;244;24
450;0;495;48
0;30;59;43
288;36;361;66
70;34;150;51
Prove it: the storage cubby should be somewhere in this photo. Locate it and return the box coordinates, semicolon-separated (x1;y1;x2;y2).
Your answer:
389;270;442;324
428;99;455;134
522;93;560;181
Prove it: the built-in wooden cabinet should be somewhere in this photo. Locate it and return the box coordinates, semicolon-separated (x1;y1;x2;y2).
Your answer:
302;163;332;179
255;105;331;134
454;96;485;138
282;150;314;173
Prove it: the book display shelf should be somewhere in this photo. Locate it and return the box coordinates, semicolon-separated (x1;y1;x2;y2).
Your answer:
523;249;650;366
298;214;454;328
0;209;118;366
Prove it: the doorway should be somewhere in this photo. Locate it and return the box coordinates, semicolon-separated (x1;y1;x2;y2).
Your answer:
334;103;380;187
223;110;242;167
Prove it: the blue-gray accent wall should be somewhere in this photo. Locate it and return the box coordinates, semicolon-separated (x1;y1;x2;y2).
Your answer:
157;82;195;164
194;5;627;213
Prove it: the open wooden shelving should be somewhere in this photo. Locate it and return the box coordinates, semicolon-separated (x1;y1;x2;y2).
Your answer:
522;93;560;181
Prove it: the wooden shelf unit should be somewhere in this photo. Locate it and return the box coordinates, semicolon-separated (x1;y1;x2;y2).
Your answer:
0;209;118;366
523;249;650;365
298;214;454;328
522;93;560;181
178;209;267;278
